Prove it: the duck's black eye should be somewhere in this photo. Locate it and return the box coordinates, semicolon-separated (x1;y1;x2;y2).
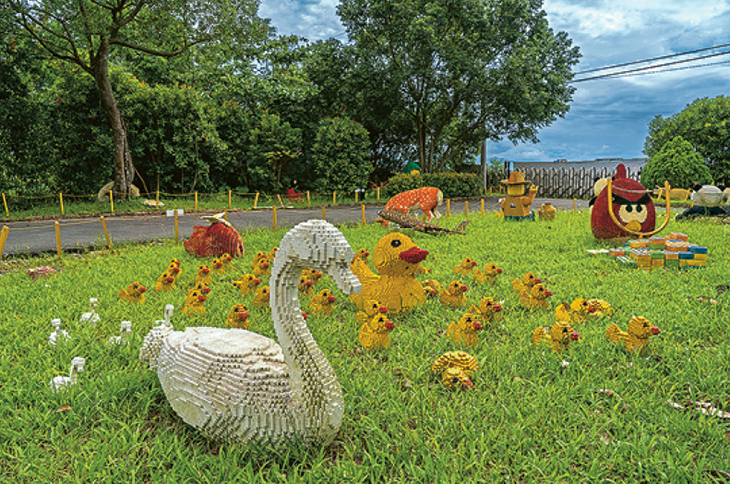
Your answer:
391;239;401;248
451;377;459;384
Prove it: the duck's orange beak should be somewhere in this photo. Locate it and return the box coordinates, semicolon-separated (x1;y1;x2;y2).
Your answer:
399;247;429;264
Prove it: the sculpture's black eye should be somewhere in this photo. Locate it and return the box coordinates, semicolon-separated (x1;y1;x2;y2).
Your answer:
637;205;643;212
391;239;401;248
451;377;459;384
626;205;633;213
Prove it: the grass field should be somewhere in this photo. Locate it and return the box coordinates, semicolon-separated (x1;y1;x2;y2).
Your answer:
1;210;728;482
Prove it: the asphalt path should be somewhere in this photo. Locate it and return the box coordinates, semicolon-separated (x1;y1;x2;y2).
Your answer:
1;197;589;257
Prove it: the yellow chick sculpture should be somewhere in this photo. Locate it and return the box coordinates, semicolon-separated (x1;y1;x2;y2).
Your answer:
167;258;182;279
154;270;176;292
308;289;337;316
211;257;225;276
358;313;395;351
453;257;478;276
588;298;612;317
253;251;268;265
512;272;541;294
356;299;389;325
253;258;271;278
555;298;596;323
537;203;557;221
301;268;323;286
266;246;278;263
432;351;479;390
182;288;207;316
233;274;260;297
532;320;581;353
606;316;661;354
298;275;316;297
349;232;429;313
422;279;442;298
119;282;147;303
225;303;250;329
252;285;270;309
195;264;213;286
187;281;211;299
220;253;234;271
447;313;483;348
473;263;503;285
440;280;468;308
468;297;503;324
352;248;370;264
519;283;553;310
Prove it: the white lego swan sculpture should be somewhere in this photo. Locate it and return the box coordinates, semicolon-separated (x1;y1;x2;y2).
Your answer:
139;220;361;446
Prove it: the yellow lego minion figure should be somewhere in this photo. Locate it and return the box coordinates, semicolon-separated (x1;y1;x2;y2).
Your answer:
500;171;538;221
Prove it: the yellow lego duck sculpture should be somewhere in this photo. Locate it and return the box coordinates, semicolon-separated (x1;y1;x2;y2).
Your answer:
468;297;503;324
225;303;250;329
555;298;596;323
512;272;542;294
537;203;557;221
182;288;207;316
154;270;176;292
447;313;483;348
606;316;660;354
211;257;225;276
167;258;182;279
233;274;260;297
440;280;468;308
432;351;479;390
532;320;581;353
422;279;442;298
298;275;316;297
267;246;278;263
119;282;147;303
588;298;612;317
252;285;270;309
352;248;370;264
253;258;271;278
500;171;538;221
350;232;429;313
221;252;234;271
358;313;395;351
520;283;553;310
356;299;388;325
195;264;213;286
253;251;267;265
302;268;323;286
453;257;477;276
473;263;503;285
308;289;337;316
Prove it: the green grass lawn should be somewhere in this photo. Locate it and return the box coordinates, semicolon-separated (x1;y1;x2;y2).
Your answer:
1;211;728;482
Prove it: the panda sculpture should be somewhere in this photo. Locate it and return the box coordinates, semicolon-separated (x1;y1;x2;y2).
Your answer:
676;184;728;220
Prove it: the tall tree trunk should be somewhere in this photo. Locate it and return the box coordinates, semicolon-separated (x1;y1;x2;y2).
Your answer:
93;39;134;200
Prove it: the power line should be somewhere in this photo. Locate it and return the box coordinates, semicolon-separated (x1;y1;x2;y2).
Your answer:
571;49;730;83
575;42;730;75
576;59;730;82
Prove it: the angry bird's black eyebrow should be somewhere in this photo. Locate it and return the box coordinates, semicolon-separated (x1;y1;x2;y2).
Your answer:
612;193;651;205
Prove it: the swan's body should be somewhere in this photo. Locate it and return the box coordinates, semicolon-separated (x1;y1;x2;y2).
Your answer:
140;220;361;446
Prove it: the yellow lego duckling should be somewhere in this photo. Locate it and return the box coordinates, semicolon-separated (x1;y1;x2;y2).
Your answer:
182;288;207;316
473;263;503;285
119;282;147;303
233;274;260;296
532;320;581;353
468;297;503;324
453;257;478;276
308;289;337;316
298;275;316;297
555;298;596;323
538;203;557;221
301;268;323;286
432;351;479;390
253;258;271;278
187;281;211;299
358;313;395;351
352;248;370;264
519;283;553;310
167;258;182;279
225;303;250;329
267;246;278;263
211;257;225;276
253;251;268;265
252;285;270;309
220;252;234;271
447;313;483;348
588;298;612;317
154;270;176;292
422;279;442;298
440;280;468;308
356;299;388;325
606;316;660;354
349;232;429;313
512;272;541;294
195;264;213;286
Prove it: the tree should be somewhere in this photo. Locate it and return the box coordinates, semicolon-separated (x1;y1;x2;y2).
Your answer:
335;0;580;173
311;117;372;192
8;0;269;199
641;136;712;190
644;95;730;185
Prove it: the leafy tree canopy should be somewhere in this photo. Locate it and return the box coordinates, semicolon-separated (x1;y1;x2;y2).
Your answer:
641;136;712;190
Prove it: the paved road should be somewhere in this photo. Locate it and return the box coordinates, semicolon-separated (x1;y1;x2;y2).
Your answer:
1;197;589;257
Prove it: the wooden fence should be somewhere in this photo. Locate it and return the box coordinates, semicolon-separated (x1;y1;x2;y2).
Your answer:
507;165;642;199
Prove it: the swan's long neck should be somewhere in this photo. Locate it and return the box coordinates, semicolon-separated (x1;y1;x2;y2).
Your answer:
270;235;344;444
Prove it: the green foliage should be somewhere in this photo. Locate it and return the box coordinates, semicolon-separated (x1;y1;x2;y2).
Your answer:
311;117;373;192
385;172;482;198
641;136;712;190
644;95;730;185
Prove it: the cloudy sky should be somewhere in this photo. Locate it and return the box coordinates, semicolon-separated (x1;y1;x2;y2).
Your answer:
258;0;730;162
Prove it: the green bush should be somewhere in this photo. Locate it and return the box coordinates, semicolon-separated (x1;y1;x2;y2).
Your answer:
311;117;373;193
385;172;482;198
641;136;712;189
